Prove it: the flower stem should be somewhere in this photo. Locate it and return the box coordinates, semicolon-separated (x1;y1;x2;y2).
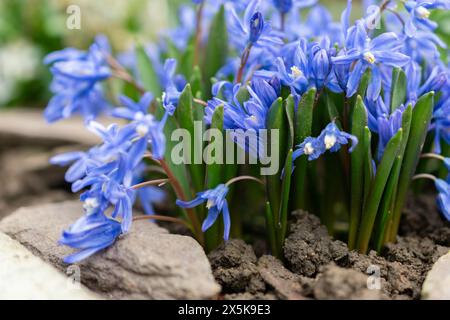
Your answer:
421;153;446;162
133;215;191;228
193;98;208;107
159;159;204;245
107;55;146;94
194;1;205;67
236;45;252;83
225;175;265;187
412;173;437;182
131;179;169;190
280;12;286;32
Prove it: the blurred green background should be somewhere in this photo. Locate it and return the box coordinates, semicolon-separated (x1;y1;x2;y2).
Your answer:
0;0;448;108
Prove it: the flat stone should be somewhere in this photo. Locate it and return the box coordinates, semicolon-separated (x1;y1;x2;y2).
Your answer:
0;109;100;147
0;232;100;299
0;201;220;299
422;251;450;299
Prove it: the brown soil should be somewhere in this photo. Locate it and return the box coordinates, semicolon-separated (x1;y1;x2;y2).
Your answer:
208;197;450;300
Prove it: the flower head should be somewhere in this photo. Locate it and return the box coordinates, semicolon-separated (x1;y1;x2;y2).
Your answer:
176;184;231;240
292;122;358;163
44;36;112;122
332;21;410;100
59;209;122;264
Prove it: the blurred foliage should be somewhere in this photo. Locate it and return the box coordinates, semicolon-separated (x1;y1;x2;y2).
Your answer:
0;0;448;107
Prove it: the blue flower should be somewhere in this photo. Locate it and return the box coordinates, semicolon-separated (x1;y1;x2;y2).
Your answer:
293;137;324;161
59;209;122;264
227;0;283;51
44;36;112;122
293;122;358;162
435;178;450;221
404;0;448;37
205;78;279;158
176;184;231;240
138;186;166;215
332;21;410;100
266;38;337;95
272;0;317;14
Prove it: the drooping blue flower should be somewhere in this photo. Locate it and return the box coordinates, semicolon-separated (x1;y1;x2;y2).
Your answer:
176;184;231;240
292;122;358;163
138;186;166;215
404;0;448;37
435;178;450;221
292;136;325;161
44;36;112;122
59;208;122;264
332;20;410;100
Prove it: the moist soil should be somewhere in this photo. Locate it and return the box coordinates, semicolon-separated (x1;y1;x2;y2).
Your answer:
208;195;450;300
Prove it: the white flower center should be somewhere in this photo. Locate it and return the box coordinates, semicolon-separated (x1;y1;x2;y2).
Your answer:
416;6;430;19
290;66;303;79
304;142;315;155
206;199;216;209
83;197;99;214
136;124;149;137
324;134;337;150
363;52;376;64
134;112;145;120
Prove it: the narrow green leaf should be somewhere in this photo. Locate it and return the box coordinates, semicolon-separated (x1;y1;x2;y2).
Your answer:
285;95;295;149
373;104;412;250
203;5;228;97
175;84;204;193
349;96;368;250
265;202;279;258
190;65;203;99
357;129;403;253
204;105;224;251
389;92;435;241
136;44;161;96
390;67;407;112
291;88;315;210
266;98;287;219
363;127;374;207
278;149;293;250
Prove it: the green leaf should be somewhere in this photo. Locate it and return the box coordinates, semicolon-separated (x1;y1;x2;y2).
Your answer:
204;105;224;251
362;127;374;207
266;98;287;219
349;96;368;250
390;67;407;113
278;149;293;251
206;105;224;188
136;44;161;96
291;88;315;210
265;202;279;258
357;129;403;253
373;104;412;251
285;95;295;150
203;5;228;98
174;84;204;193
389;92;435;241
190;65;203;99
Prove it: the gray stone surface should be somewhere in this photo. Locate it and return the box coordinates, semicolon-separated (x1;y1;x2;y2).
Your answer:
422;250;450;300
0;232;100;300
0;201;221;300
0;109;100;147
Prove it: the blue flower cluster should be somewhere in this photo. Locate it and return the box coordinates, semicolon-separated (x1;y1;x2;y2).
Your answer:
293;122;358;162
44;0;450;262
